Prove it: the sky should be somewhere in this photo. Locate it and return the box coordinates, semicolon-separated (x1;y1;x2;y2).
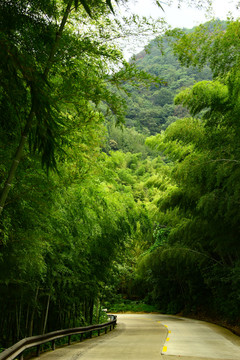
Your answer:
118;0;240;58
126;0;240;28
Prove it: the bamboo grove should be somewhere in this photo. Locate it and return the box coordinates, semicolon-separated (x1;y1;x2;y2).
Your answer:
0;0;164;347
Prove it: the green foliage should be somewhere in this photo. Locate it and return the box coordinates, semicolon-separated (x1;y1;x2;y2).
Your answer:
166;20;235;78
2;10;240;351
123;33;212;134
136;245;200;313
0;0;167;215
107;299;159;313
174;80;230;127
0;111;165;346
134;19;240;322
105;121;159;158
109;18;240;325
0;0;169;347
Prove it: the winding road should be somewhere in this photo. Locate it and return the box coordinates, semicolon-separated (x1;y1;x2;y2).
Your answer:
36;313;240;360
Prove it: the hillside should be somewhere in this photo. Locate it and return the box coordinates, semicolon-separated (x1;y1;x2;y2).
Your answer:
107;24;214;154
123;37;212;134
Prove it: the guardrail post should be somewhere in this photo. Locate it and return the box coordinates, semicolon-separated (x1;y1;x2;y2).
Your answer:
68;335;71;345
52;339;55;350
19;352;23;360
89;331;92;339
80;333;83;342
36;345;40;357
98;329;100;336
105;327;107;334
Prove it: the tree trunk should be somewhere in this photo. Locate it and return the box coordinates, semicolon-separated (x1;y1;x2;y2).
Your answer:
43;0;73;80
89;300;94;325
29;287;39;337
16;300;22;340
0;108;35;216
42;294;51;334
72;303;76;328
25;304;30;337
95;298;100;323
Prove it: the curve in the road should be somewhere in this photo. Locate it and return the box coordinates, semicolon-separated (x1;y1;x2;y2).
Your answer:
158;314;240;359
36;313;240;360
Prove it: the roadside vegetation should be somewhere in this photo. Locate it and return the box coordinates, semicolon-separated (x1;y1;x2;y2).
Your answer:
1;0;240;350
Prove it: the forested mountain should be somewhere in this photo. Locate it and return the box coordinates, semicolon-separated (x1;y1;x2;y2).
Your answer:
123;33;213;134
1;0;240;351
107;25;217;153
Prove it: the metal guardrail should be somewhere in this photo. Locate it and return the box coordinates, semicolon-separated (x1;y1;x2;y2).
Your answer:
0;315;117;360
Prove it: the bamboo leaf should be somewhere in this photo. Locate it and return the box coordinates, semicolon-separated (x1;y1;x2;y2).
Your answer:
106;0;115;14
155;0;164;12
79;0;92;16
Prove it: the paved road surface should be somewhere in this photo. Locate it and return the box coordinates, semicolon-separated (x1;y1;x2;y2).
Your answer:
36;313;240;360
158;313;240;359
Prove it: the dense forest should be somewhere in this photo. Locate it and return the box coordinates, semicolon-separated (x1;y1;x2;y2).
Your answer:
119;19;240;324
1;0;240;351
122;36;213;134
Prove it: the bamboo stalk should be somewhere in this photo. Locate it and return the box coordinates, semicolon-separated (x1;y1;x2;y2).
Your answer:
29;287;39;337
0;108;34;215
42;295;51;335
